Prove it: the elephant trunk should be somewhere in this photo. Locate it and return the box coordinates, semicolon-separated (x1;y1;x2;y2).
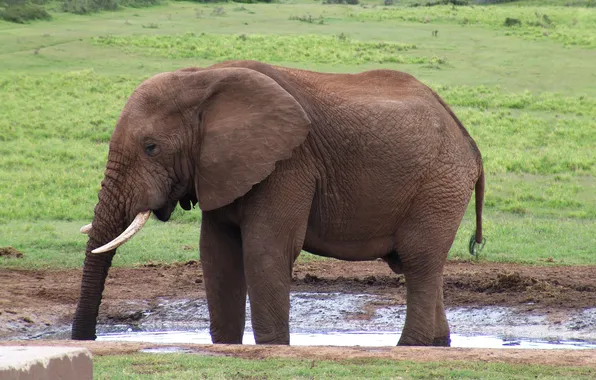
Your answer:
71;247;115;340
72;167;128;340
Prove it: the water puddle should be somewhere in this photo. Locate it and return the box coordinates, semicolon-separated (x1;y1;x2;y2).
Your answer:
98;330;596;350
91;292;596;350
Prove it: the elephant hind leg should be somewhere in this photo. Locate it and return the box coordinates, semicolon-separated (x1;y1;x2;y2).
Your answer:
395;224;457;346
398;271;444;346
432;285;451;347
385;253;449;346
394;171;474;346
380;234;448;346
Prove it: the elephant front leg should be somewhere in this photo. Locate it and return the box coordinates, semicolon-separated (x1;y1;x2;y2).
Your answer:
239;170;314;345
242;234;296;345
200;215;247;344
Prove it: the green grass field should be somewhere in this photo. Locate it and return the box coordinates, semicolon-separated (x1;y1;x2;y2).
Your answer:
93;353;596;379
1;0;595;270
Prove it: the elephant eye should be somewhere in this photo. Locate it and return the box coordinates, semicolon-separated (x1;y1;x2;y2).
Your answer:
144;143;157;156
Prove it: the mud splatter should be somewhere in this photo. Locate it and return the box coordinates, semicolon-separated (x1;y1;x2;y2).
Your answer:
0;246;23;258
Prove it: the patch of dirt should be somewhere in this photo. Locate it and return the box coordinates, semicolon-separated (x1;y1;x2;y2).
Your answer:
0;259;595;364
0;246;23;258
0;340;595;368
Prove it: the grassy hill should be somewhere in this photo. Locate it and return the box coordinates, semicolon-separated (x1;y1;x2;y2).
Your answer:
1;0;595;268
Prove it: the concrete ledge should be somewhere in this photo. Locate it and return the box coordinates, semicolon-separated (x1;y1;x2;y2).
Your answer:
0;346;92;380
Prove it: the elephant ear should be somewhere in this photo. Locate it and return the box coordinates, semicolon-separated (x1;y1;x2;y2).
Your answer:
190;67;311;211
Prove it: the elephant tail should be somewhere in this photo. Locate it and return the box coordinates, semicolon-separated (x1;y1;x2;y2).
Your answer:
425;85;486;255
469;168;486;256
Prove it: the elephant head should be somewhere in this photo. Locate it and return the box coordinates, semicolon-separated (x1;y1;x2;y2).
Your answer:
72;66;310;340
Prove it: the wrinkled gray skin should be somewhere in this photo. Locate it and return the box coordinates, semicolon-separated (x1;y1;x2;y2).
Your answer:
72;60;484;347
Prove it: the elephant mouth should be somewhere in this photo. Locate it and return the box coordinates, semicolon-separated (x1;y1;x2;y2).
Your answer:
153;200;178;222
154;191;197;222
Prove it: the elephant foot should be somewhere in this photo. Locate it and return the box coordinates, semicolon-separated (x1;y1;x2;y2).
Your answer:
432;336;451;347
210;331;244;345
211;337;243;345
397;333;434;346
254;336;290;345
253;330;290;345
256;340;289;345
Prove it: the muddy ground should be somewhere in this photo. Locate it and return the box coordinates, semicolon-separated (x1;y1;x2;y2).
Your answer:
1;259;595;366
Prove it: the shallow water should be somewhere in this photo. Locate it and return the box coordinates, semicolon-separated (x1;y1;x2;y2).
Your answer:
93;292;596;350
97;329;596;350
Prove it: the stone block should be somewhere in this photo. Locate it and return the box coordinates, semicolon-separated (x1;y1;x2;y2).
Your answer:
0;346;92;380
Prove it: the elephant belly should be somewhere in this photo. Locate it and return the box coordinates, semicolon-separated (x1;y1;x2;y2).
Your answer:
303;199;404;261
302;232;396;261
302;179;416;261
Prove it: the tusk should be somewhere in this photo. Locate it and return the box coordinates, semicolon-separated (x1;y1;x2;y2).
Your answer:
80;223;92;234
91;211;151;254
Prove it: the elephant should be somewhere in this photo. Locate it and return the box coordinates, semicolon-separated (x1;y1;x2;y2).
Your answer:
72;59;485;347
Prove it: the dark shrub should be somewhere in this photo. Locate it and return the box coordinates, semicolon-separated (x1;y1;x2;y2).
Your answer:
504;17;522;27
474;0;520;4
120;0;160;7
0;3;51;23
181;0;228;2
61;0;159;14
233;0;273;3
61;0;118;14
2;0;49;4
410;0;468;6
289;13;325;24
323;0;359;4
175;0;273;3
